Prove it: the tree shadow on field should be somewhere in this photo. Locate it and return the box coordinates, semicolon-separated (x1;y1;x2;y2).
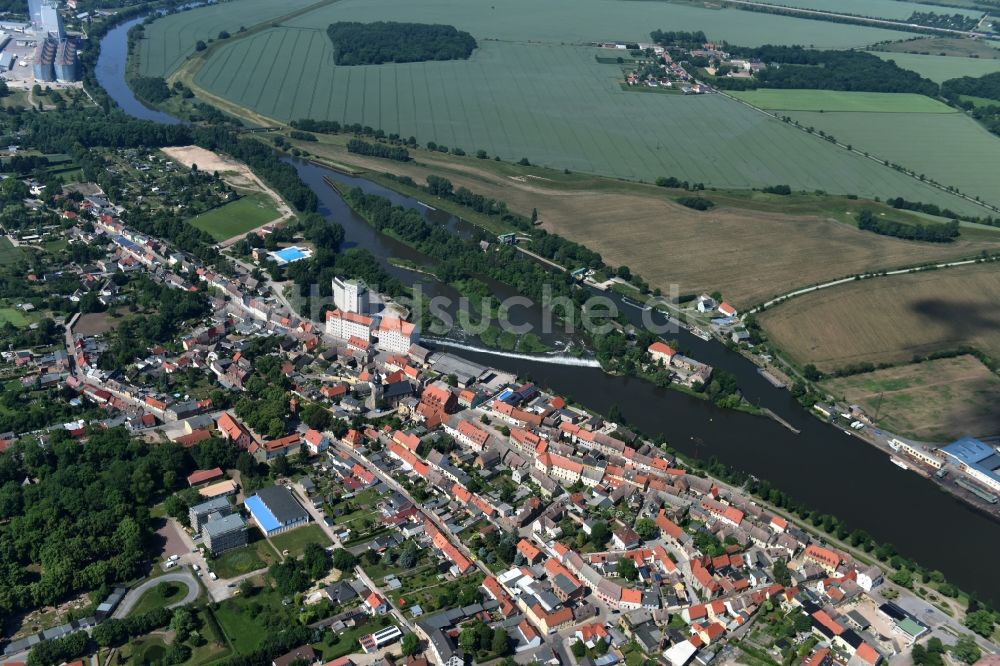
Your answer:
908;298;1000;343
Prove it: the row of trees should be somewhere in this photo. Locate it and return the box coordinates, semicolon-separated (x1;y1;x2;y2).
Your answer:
346;138;410;162
857;208;959;242
649;30;708;50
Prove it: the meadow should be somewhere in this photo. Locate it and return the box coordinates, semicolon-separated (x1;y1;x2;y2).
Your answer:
185;192;280;241
0;237;22;265
821;355;1000;442
193;36;982;211
757;262;1000;371
730;89;955;113
0;308;29;327
783;109;1000;209
873;51;1000;83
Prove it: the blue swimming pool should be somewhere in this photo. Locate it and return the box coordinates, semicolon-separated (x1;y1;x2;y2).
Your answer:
273;247;307;262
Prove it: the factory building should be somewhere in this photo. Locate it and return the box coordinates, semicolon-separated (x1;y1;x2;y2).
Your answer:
32;36;78;82
54;38;76;81
31;35;54;81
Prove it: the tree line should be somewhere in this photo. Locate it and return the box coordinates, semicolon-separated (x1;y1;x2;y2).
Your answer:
649;30;708;50
710;46;939;97
857;208;959;242
393;173;606;271
346;138;410;162
326;21;477;65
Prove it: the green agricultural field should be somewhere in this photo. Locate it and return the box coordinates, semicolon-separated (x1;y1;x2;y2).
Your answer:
784;109;1000;209
874;52;1000;83
144;0;913;81
747;0;981;20
0;237;22;265
185;193;281;241
135;0;320;78
730;89;955;113
194;37;982;211
279;0;912;46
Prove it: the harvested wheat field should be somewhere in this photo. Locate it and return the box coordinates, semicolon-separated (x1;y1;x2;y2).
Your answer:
821;355;1000;442
319;145;1000;307
759;262;1000;371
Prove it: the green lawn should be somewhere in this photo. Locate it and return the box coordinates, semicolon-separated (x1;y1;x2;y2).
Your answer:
127;580;189;617
211;536;277;579
186;192;281;241
268;523;330;557
118;636;169;664
0;308;28;327
0;237;23;265
316;617;395;661
731;89;955;113
213;588;292;654
397;572;485;614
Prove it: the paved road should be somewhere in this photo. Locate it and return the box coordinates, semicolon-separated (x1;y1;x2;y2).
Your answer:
354;565;416;633
335;439;571;662
113;570;200;618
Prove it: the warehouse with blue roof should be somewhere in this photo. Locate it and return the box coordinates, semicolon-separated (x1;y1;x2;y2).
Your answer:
244;485;309;537
940;437;1000;493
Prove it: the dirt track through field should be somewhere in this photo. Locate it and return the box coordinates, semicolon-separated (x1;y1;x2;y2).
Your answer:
759;262;1000;370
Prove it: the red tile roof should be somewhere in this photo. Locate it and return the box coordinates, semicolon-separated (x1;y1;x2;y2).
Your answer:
187;467;223;486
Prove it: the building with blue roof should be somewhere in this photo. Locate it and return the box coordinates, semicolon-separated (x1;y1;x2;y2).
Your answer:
245;485;309;537
940;437;1000;493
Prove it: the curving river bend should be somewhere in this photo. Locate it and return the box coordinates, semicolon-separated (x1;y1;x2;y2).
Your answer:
96;17;1000;605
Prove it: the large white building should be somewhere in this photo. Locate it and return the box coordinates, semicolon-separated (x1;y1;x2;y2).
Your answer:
376;316;418;354
325;309;374;343
332;276;368;314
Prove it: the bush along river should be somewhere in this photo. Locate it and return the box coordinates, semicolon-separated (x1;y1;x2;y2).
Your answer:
97;21;1000;606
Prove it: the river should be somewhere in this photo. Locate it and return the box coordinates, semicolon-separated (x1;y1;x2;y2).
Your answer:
96;23;1000;605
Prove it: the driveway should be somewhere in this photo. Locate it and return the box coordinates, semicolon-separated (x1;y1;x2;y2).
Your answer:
113;570;199;618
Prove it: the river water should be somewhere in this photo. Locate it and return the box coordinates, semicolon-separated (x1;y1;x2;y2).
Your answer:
96;23;1000;604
